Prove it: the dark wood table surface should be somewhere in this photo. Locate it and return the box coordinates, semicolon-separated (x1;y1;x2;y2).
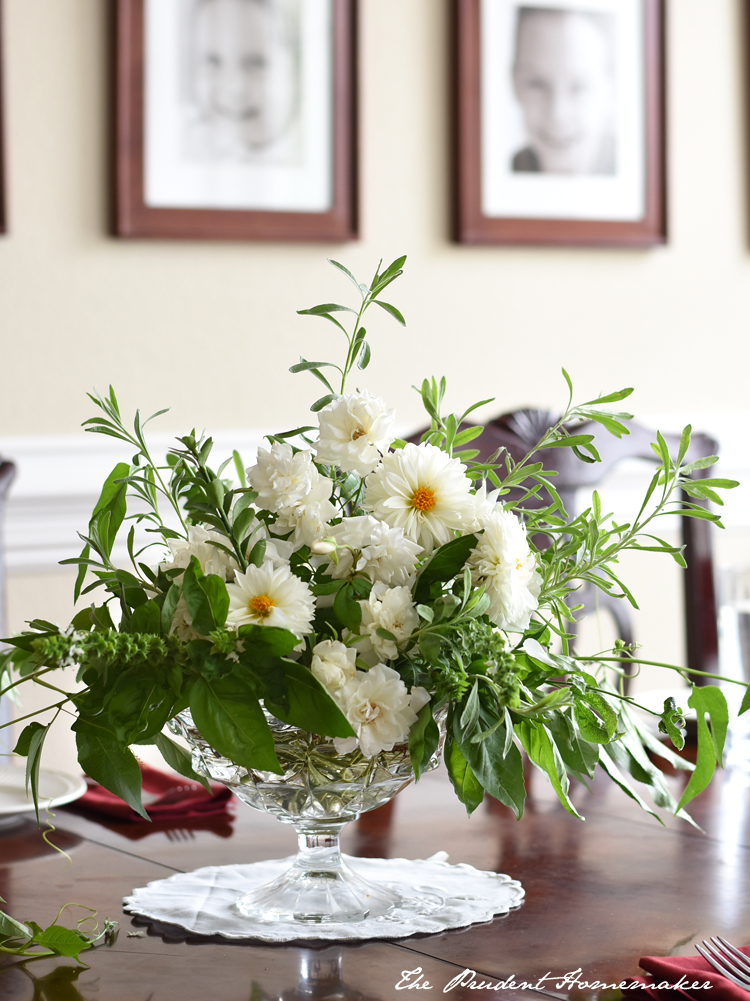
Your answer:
1;755;749;1001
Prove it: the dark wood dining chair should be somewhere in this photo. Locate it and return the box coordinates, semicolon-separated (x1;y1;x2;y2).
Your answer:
410;411;719;689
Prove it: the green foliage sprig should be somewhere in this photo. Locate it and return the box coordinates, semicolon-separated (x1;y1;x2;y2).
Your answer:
0;897;118;962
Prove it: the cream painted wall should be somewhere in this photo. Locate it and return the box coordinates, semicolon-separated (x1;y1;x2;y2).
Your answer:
2;1;750;774
0;0;749;441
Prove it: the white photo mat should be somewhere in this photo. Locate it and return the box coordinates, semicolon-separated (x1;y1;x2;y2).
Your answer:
144;0;334;212
480;0;646;221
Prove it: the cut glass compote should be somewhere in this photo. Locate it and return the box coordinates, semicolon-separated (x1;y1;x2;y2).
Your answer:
168;710;445;924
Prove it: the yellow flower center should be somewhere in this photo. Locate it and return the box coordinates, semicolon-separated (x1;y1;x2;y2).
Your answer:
411;487;437;513
516;559;524;571
351;427;367;440
249;594;275;618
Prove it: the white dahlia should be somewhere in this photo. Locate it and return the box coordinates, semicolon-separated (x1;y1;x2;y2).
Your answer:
468;508;542;631
225;563;315;636
332;664;431;757
310;639;356;694
324;515;422;586
364;442;475;552
315;390;396;476
355;582;419;662
469;482;503;532
246;443;335;549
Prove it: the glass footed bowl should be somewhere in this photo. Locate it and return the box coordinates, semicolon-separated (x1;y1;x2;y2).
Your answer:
168;708;446;925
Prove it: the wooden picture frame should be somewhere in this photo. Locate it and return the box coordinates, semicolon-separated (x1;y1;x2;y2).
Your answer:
114;0;357;241
454;0;666;247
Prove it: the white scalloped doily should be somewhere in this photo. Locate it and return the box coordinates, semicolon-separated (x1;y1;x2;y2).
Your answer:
123;852;524;942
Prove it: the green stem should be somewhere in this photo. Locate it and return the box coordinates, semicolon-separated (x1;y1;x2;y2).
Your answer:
0;945;55;957
0;666;59;700
587;656;747;686
0;700;67;732
340;297;370;394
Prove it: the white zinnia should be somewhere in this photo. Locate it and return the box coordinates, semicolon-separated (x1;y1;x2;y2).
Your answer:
225;563;315;636
355;582;419;663
315;390;396;476
364;442;475;552
468;508;542;631
246;443;335;548
333;664;431;758
310;639;356;694
324;515;422;586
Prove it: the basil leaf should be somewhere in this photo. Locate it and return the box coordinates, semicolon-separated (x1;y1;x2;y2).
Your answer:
73;721;148;820
190;674;281;773
266;661;354;739
445;738;484;816
408;702;440;781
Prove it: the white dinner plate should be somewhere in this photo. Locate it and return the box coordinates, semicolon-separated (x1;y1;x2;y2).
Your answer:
0;765;87;818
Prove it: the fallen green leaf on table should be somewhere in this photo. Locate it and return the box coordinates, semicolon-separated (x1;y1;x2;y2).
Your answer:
0;897;118;963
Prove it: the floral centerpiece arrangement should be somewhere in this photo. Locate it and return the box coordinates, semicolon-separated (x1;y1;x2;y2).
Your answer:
0;257;744;924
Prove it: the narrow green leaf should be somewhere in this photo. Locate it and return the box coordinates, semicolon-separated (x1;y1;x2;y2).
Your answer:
357;341;371;370
459;681;481;737
374;300;406;325
310;393;337;413
327;259;361;289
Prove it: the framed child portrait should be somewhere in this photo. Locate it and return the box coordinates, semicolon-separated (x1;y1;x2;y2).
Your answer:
454;0;666;246
114;0;357;241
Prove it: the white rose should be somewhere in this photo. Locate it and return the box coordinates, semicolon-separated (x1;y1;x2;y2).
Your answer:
247;443;336;547
311;639;356;694
324;515;422;587
468;507;542;631
159;526;237;641
315;390;396;476
332;664;431;757
160;525;237;581
355;582;419;662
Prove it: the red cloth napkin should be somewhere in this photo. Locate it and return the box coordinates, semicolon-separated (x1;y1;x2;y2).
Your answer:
70;763;233;824
630;946;750;1001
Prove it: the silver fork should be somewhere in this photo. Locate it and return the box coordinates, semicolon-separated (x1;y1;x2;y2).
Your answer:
696;937;750;991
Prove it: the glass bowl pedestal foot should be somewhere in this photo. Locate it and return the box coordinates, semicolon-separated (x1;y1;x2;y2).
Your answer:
236;823;401;923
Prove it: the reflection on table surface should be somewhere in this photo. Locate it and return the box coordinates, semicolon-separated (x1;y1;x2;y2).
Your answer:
1;759;750;1001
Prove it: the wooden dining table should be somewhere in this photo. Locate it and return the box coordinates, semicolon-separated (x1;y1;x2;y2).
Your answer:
1;754;749;1001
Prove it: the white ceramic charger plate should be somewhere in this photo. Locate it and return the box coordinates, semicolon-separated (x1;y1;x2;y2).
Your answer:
0;765;86;826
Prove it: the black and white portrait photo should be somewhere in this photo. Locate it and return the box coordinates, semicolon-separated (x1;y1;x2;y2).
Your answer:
143;0;334;213
510;6;616;176
182;0;302;164
479;0;648;224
